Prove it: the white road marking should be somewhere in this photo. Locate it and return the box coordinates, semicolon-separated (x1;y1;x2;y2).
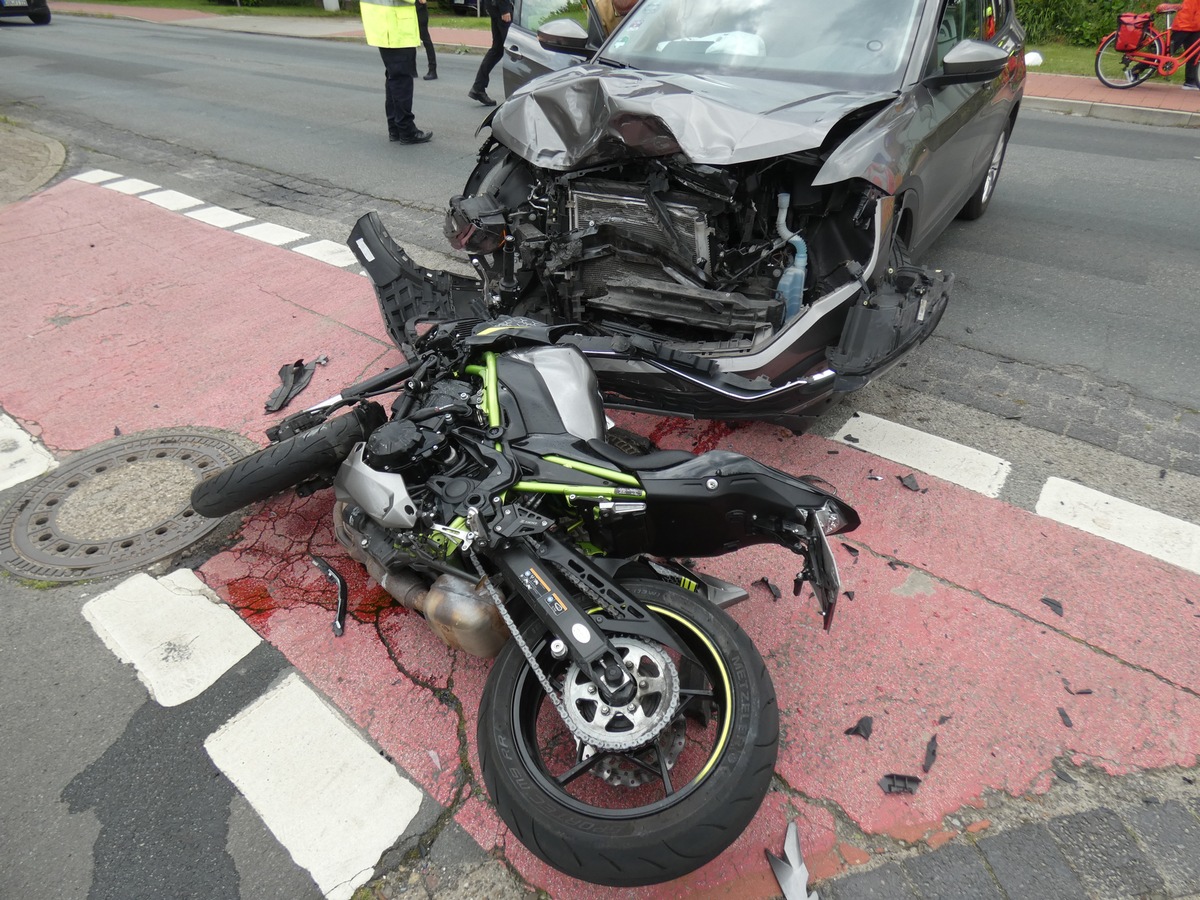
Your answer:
835;412;1012;498
293;239;358;268
82;570;261;707
236;221;310;245
205;673;423;900
103;177;161;195
1036;477;1200;575
71;169;122;184
186;206;255;228
0;412;56;491
141;189;203;211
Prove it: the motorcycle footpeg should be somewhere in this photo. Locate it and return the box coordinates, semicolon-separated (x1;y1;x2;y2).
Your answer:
312;555;349;637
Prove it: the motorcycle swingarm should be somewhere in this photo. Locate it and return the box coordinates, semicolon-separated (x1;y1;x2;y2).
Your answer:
492;540;696;700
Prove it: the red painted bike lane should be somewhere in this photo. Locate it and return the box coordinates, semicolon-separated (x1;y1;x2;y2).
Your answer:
4;180;1200;898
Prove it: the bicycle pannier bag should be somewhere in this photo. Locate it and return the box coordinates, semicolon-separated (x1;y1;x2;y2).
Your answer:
1115;13;1153;52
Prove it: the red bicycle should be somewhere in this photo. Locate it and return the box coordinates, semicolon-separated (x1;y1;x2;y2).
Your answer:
1095;3;1200;88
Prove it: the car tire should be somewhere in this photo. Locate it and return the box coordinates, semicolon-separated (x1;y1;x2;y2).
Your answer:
30;9;50;23
958;124;1010;221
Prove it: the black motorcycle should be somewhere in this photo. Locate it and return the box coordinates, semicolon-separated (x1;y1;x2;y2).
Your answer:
191;318;858;886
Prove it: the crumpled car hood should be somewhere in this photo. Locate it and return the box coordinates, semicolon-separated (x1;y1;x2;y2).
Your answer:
490;65;897;170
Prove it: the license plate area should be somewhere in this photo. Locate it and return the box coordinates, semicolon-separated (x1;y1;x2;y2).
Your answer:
805;513;842;631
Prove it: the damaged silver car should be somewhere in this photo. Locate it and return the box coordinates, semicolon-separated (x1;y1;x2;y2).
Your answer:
351;0;1025;432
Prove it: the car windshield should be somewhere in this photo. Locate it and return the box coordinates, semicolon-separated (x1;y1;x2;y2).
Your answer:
602;0;924;89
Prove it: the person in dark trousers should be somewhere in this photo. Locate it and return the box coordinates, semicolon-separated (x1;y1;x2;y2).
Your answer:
469;0;512;106
360;0;432;144
1173;0;1200;89
416;0;437;80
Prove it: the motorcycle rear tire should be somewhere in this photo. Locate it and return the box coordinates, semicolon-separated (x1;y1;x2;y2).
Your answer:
477;577;778;886
189;404;383;518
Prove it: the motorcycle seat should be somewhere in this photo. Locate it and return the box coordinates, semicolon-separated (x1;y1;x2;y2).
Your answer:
586;439;694;472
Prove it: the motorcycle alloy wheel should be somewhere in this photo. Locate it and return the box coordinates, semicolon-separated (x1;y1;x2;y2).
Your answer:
477;577;778;886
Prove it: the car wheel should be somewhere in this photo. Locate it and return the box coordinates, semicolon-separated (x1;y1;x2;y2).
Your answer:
958;125;1009;221
30;9;50;23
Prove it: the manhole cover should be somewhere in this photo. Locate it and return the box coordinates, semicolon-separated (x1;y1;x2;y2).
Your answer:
0;428;257;583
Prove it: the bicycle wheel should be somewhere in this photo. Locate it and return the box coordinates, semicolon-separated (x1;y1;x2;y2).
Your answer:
1095;33;1163;89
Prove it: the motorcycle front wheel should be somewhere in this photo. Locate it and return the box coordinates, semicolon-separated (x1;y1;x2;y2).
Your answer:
477;577;778;886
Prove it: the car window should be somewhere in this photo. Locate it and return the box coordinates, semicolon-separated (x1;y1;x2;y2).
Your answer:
933;0;983;69
602;0;924;90
983;0;1007;40
516;0;575;31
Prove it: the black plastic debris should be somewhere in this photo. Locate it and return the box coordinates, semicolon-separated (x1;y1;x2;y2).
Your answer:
1160;469;1167;480
899;473;921;492
827;449;839;455
879;774;921;794
1041;597;1064;617
1184;776;1195;785
867;474;884;481
1055;769;1076;784
841;543;860;560
844;590;856;602
266;355;328;413
1058;707;1073;728
1062;678;1093;696
887;560;909;571
757;576;782;601
938;714;953;725
923;735;938;773
845;716;873;740
113;426;122;437
844;435;860;444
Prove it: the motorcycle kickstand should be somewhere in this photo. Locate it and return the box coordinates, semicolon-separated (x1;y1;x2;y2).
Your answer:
312;555;349;636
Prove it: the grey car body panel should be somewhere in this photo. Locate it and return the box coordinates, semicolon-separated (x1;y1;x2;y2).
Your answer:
490;65;898;171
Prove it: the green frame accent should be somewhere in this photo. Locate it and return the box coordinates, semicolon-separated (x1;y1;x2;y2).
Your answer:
541;455;642;488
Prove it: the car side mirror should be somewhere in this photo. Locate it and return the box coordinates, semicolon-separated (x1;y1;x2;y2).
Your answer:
926;39;1009;87
537;19;591;56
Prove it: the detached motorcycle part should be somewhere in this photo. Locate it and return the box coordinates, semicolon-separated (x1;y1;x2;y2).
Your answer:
478;577;778;887
311;555;349;636
190;403;386;518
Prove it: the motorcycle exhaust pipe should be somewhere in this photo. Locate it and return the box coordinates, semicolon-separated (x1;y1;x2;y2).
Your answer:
333;502;509;658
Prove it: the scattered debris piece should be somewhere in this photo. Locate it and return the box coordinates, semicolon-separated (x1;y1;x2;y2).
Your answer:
899;474;921;492
878;774;921;795
923;735;939;773
965;326;974;334
867;474;884;481
841;543;860;559
1143;797;1160;805
938;714;953;725
887;560;909;571
844;435;860;444
265;355;328;413
1041;597;1064;617
845;717;874;740
113;426;122;437
1184;776;1195;785
844;590;856;602
1057;707;1073;728
1055;769;1076;784
757;576;782;601
766;820;819;900
1004;415;1023;421
827;449;839;455
1062;678;1093;696
1160;469;1167;480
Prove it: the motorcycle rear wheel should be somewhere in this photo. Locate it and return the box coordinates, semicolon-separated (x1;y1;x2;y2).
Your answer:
189;404;383;518
477;577;778;886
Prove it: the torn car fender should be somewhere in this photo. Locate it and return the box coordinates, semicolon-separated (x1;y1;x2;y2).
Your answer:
812;93;919;193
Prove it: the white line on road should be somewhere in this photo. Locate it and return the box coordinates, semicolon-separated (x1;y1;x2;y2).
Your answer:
102;177;160;195
236;221;310;246
82;570;261;707
205;672;423;900
140;189;203;211
186;206;255;228
293;239;358;268
1036;477;1200;575
71;169;121;184
835;411;1012;498
0;412;56;491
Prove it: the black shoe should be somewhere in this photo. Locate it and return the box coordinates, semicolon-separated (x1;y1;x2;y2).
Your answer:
395;129;433;144
468;88;497;107
423;69;438;81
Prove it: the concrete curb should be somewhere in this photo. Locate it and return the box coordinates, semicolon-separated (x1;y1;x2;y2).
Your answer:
1025;94;1200;128
0;123;65;208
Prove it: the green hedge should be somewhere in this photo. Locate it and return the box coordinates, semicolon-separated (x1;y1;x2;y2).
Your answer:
1017;0;1160;46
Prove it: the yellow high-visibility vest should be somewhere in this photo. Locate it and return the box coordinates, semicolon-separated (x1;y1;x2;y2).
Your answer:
361;0;420;49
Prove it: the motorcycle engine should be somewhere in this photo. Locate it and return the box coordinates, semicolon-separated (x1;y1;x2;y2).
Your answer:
362;379;473;483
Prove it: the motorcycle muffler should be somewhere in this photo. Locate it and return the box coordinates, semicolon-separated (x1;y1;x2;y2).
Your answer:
332;501;509;658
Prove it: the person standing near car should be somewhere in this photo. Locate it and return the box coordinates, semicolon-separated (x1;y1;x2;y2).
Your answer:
469;0;513;107
1173;0;1200;89
361;0;433;144
416;0;438;80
